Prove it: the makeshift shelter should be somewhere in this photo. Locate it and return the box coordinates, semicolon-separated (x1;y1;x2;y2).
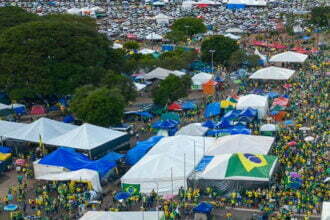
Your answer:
11;104;26;115
202;80;218;95
249;66;295;80
191;72;213;90
175;123;208;136
4;117;77;143
193;202;213;214
206;134;274;155
80;211;164;220
236;94;268;119
182;0;195;9
30;105;46;115
192;153;277;192
66;8;81;15
154;13;170;24
322;202;330;220
269;51;308;63
121;135;216;195
144;67;185;80
37;169;102;192
45;123;129;158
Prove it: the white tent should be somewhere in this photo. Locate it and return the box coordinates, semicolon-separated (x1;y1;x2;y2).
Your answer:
37;169;102;192
322;202;330;220
145;33;163;40
3;117;77;143
224;33;241;40
254;49;267;62
154;13;170;24
144;67;185;80
260;124;277;132
134;82;147;91
175;123;208;136
121;135;215;194
244;0;266;6
139;48;155;55
66;8;81;15
269;51;308;63
46;123;127;151
112;43;123;49
236;94;268;119
225;27;244;33
0;103;10;111
191;72;213;89
206;134;274;155
249;66;295;80
0;120;26;137
182;0;195;9
80;211;164;220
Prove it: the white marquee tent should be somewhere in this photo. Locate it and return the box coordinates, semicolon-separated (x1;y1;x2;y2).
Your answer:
269;51;308;63
0;120;26;137
154;13;171;24
206;134;275;155
80;211;164;220
224;33;241;40
46;123;127;151
322;202;330;220
175;123;208;136
36;169;102;192
134;82;147;91
191;72;213;89
249;66;295;80
144;67;185;80
3;117;77;143
236;94;268;118
145;33;163;40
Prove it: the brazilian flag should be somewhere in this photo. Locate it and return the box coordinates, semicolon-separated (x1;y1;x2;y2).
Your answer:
122;183;140;195
225;153;277;179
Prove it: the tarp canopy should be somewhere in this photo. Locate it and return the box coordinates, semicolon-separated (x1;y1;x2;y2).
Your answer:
322;202;330;220
239;107;258;118
204;102;221;118
182;101;197;110
101;152;124;163
236;94;268;119
4;117;77;143
152;120;178;129
144;67;185;80
46;123;127;151
206;128;251;136
224;33;241;40
269;51;308;63
37;169;102;192
206;134;274;155
175;123;208;136
192;72;213;86
249;66;295;80
80;211;164;220
0;120;26;137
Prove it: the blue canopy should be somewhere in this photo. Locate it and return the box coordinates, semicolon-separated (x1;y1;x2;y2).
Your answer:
100;152;124;163
214;119;232;129
239;107;257;118
39;148;116;177
182;101;197;110
193;202;213;214
114;192;131;200
206;127;251;136
223;110;241;121
152;120;178;129
202;120;217;129
0;146;12;153
63;115;74;123
204;102;221;118
226;4;246;9
126;136;163;166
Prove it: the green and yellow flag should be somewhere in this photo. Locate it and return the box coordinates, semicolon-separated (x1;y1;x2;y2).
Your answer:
122;183;140;195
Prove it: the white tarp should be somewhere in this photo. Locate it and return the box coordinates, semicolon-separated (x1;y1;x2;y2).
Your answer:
134;82;147;91
139;48;155;55
4;117;77;143
175;123;208;136
191;72;213;87
260;124;277;132
37;169;102;192
0;103;10;111
0;120;26;137
236;94;268;119
121;135;215;195
144;67;185;80
225;27;244;33
249;66;295;80
182;0;195;9
269;51;308;63
206;134;274;155
322;202;330;220
254;49;267;62
46;123;127;151
80;211;164;220
66;8;81;15
112;43;123;49
33;160;68;179
224;33;241;40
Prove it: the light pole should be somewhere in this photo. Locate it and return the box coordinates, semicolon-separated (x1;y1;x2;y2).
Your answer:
209;49;215;74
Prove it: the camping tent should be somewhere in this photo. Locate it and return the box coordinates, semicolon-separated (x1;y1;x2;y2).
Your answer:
322;202;330;220
0;120;26;137
206;134;274;155
236;94;268;119
144;67;185;80
37;169;102;192
192;153;277;192
3;117;77;143
80;211;164;220
154;13;170;24
121;135;216;195
191;72;213;90
249;66;295;80
175;123;208;136
269;51;308;63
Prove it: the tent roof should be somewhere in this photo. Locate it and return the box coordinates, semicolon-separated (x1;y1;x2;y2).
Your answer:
144;67;185;80
225;27;244;33
4;117;77;143
145;33;163;40
46;123;127;150
0;120;27;137
206;134;274;155
249;66;295;80
322;202;330;220
175;123;208;136
80;211;164;220
139;48;155;54
154;13;170;19
269;51;308;63
236;94;267;108
134;82;147;91
192;72;213;85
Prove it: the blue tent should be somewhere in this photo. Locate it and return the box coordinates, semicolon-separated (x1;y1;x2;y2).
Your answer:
39;148;116;177
182;101;197;110
226;4;246;9
222;110;241;121
215;76;224;82
100;152;124;163
63;115;74;123
126;136;163;166
0;146;12;154
239;107;257;118
204;102;221;118
214;119;232;129
206;127;251;136
202;120;217;129
193;202;213;214
152;120;178;129
13;106;26;115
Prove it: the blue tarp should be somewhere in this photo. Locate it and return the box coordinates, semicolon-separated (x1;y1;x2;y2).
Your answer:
39;148;116;177
126;136;163;166
152;120;178;129
214;119;232;129
136;112;153;118
114;192;131;200
250;89;264;95
239;107;257;118
204;102;221;118
206;128;251;136
13;106;26;115
267;92;279;99
63;115;74;123
226;4;246;9
100;152;124;163
182;101;197;110
222;110;241;121
0;146;12;153
162;44;175;52
202;120;217;129
193;202;213;214
215;76;224;82
195;156;214;172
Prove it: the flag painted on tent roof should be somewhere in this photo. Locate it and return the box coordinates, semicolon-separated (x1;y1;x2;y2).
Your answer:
122;183;140;195
225;154;277;178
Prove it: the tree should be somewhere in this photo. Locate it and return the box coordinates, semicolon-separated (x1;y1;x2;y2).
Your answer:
102;71;137;102
123;41;140;50
0;14;121;100
171;17;206;38
0;7;40;32
165;30;187;43
310;6;330;27
201;35;239;66
246;55;260;68
152;74;191;106
228;49;247;69
70;86;125;126
158;49;198;70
